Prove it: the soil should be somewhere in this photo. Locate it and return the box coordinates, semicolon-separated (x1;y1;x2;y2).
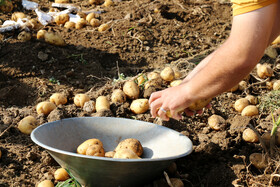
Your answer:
0;0;280;186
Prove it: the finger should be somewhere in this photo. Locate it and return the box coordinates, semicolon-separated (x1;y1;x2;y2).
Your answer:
157;106;170;121
149;98;163;118
149;91;163;105
170;109;182;120
206;103;212;109
184;108;195;116
197;109;203;115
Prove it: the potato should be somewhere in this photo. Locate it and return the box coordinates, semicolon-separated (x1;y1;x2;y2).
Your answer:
96;96;110;112
111;89;126;103
89;0;103;5
261;131;280;147
174;70;182;79
105;151;115;158
89;18;101;27
64;21;76;29
36;101;56;115
115;138;143;157
86;144;105;157
123;81;139;99
37;180;54;187
18;31;32;41
44;32;66;46
37;30;47;39
11;12;26;21
170;80;182;87
75;18;87;29
27;18;42;29
249;153;268;169
238;80;247;91
113;149;140;159
208;115;226;131
144;78;162;90
50;93;67;106
130;99;149;114
137;75;145;86
0;0;13;12
74;94;90;107
241;105;259;116
256;64;273;79
83;100;96;113
104;0;113;7
86;12;96;23
160;67;175;82
55;0;69;3
242;128;258;143
55;13;70;25
188;98;211;111
18;116;38;135
54;168;69;181
147;72;160;80
245;95;258;105
77;12;87;19
234;98;249;113
98;23;109;32
77;138;103;155
154;8;160;13
170;178;184;187
273;80;280;90
266;79;276;90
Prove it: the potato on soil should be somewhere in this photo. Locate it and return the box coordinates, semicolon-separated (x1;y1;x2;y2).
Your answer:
55;0;69;3
115;138;143;157
234;98;249;113
188;98;211;111
18;31;32;41
123;80;140;99
273;80;280;90
245;95;258;105
54;168;69;181
111;89;126;103
160;67;175;82
86;144;105;157
75;18;87;29
147;72;160;80
37;30;47;39
77;138;103;155
18;116;38;135
96;96;110;112
105;151;115;158
238;80;247;91
50;93;67;106
55;13;70;25
36;101;56;115
104;0;114;7
64;21;75;28
27;18;42;29
98;23;109;32
0;0;13;12
44;32;66;46
256;63;273;79
261;131;280;147
11;12;26;21
77;12;87;19
249;153;268;169
208;115;226;131
170;178;184;187
130;99;149;114
74;94;90;107
86;12;96;23
144;78;162;90
113;149;140;159
241;105;259;116
242;128;258;143
38;180;54;187
170;80;182;87
89;18;101;27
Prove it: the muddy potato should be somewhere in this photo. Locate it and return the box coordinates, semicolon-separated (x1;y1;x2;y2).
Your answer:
261;131;280;147
256;64;273;79
27;18;41;29
86;12;96;23
188;98;211;111
18;116;38;135
96;96;110;112
170;178;184;187
123;80;140;99
55;0;69;3
55;13;69;25
105;151;115;158
11;12;26;21
77;12;87;19
50;93;67;106
75;18;87;29
147;72;160;80
266;79;276;90
83;100;96;113
170;80;182;87
54;168;69;181
36;101;56;115
241;105;259;116
18;31;32;41
208;115;226;131
0;0;13;12
44;32;66;46
74;94;90;107
38;180;54;187
98;23;109;32
113;149;140;159
234;98;249;113
245;95;258;105
130;99;149;114
86;144;105;157
242;128;258;143
89;18;101;27
115;138;143;157
249;153;268;169
104;0;114;7
238;80;247;91
111;89;126;103
273;80;280;90
144;78;162;90
64;21;76;28
160;67;175;82
77;138;103;155
37;29;47;39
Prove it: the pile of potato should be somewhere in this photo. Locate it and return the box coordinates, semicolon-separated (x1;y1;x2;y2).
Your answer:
77;138;143;159
234;95;259;117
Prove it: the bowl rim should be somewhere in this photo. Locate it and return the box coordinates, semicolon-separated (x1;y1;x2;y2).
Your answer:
31;117;193;162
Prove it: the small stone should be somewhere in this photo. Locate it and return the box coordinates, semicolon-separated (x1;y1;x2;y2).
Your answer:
38;51;48;61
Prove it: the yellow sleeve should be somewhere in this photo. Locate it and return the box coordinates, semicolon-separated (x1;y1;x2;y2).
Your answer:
231;0;278;16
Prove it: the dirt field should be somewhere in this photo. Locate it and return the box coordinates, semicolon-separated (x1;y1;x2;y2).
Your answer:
1;0;280;186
